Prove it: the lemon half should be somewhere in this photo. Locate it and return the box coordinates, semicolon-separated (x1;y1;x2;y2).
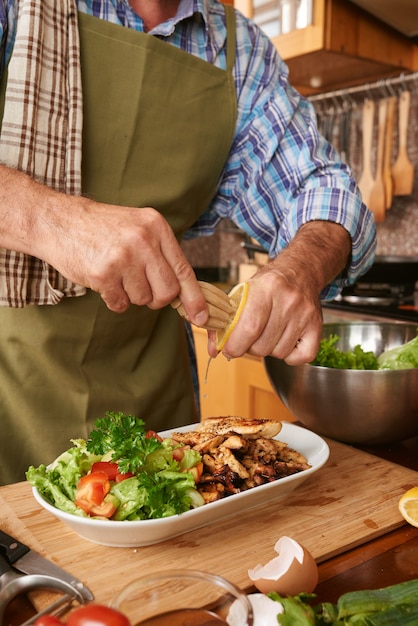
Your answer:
215;282;249;351
399;486;418;528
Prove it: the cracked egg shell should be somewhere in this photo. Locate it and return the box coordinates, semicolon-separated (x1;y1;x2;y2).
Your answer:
248;536;318;596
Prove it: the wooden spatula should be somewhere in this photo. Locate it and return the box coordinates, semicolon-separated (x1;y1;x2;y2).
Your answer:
392;90;414;196
368;98;387;223
382;96;396;209
358;99;375;210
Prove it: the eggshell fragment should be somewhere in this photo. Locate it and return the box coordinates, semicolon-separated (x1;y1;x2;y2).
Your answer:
248;593;284;626
248;536;318;596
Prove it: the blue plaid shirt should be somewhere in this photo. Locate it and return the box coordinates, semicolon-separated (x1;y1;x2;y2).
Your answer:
1;0;376;301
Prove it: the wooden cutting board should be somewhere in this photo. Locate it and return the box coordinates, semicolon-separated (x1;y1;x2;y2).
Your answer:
1;437;418;606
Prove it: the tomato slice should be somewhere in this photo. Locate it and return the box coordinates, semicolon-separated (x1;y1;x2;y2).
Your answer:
114;471;135;483
88;493;120;518
91;461;134;483
76;471;111;513
91;461;119;480
145;429;163;442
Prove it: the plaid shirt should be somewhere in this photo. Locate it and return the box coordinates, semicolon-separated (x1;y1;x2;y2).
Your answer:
0;0;376;303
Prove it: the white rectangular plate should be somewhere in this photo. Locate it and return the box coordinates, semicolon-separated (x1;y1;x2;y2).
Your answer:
33;422;329;547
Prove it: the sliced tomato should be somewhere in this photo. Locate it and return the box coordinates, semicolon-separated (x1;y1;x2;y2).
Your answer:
91;461;119;480
186;461;204;483
145;429;163;442
114;471;135;483
76;471;111;513
91;461;134;483
88;493;120;518
172;447;185;462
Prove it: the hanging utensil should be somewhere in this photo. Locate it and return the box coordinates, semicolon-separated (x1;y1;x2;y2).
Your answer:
339;105;349;164
358;98;375;210
368;97;387;223
391;89;414;196
382;95;396;209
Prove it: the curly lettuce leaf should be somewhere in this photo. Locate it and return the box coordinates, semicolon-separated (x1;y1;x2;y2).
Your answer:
311;335;379;370
377;334;418;370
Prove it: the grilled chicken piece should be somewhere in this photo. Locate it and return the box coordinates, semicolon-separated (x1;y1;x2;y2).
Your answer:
198;416;282;439
220;434;248;451
169;431;223;453
217;446;249;479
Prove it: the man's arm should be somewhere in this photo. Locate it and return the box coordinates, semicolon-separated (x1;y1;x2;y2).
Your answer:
209;221;351;365
0;164;208;322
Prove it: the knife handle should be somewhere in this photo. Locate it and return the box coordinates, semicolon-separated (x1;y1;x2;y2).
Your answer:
0;530;30;564
0;552;14;577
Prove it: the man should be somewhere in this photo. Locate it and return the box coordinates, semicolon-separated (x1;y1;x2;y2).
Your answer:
0;0;376;485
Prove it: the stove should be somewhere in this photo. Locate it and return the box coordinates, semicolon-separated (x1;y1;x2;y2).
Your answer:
323;256;418;323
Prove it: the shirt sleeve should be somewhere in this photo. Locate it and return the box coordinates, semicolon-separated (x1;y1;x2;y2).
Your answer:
185;11;376;300
0;0;18;75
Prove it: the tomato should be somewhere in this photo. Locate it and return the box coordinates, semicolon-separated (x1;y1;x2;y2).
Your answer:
145;429;163;442
91;461;134;483
186;461;204;483
91;462;119;481
172;447;185;462
66;604;130;626
75;471;119;517
76;471;110;508
114;471;135;483
34;617;63;626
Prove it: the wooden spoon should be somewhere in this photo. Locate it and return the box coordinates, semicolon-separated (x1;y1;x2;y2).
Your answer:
368;98;387;223
358;99;375;210
382;96;396;209
392;90;414;196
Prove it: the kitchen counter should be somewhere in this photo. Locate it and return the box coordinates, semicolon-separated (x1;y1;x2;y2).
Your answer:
1;434;418;623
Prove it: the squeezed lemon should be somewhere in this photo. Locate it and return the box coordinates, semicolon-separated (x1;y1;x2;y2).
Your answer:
214;282;249;351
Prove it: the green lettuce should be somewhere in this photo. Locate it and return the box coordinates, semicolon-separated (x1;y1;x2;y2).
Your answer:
377;335;418;370
311;335;379;370
26;412;205;521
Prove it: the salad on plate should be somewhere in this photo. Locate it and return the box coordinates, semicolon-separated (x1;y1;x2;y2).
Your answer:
26;411;205;521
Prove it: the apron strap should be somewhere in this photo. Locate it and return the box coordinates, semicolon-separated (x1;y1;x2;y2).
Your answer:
224;4;237;74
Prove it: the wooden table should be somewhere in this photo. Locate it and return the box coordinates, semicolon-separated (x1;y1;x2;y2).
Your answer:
1;433;418;623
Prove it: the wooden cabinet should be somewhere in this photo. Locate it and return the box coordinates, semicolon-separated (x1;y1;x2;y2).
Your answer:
235;0;418;95
192;327;296;422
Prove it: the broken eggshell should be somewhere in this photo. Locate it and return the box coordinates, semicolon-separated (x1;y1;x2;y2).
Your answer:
248;536;318;596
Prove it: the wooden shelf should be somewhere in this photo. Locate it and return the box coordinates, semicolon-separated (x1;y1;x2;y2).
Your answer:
235;0;418;94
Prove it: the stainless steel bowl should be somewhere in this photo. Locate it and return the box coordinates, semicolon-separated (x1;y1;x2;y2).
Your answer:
264;322;418;445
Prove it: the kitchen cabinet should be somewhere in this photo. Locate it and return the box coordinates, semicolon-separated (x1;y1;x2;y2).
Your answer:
234;0;418;95
192;326;295;421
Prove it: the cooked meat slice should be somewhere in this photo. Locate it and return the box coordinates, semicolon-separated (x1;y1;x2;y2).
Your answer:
198;416;282;439
273;443;311;466
221;434;248;451
217;445;249;479
202;452;225;474
169;431;223;453
197;482;225;503
199;466;242;495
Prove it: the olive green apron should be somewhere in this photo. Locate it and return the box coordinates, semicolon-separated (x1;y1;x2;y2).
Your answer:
0;8;237;485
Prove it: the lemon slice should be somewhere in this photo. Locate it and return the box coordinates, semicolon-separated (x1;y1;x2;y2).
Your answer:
215;282;249;351
398;487;418;527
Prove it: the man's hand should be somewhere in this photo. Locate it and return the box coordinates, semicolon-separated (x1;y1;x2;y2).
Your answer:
208;221;351;365
0;165;208;322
